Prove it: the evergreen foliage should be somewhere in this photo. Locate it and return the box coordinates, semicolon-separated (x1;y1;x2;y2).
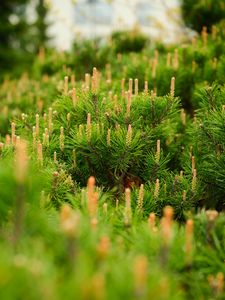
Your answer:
0;5;225;299
181;0;225;33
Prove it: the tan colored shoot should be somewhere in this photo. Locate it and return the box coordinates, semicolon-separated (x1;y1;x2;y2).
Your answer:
86;113;91;140
124;188;132;225
37;142;43;166
148;213;156;232
134;78;138;96
5;134;11;145
129;78;133;95
54;151;57;163
133;255;148;296
192;169;197;192
87;176;98;218
137;184;144;213
191;156;195;174
60;127;64;151
14;139;28;184
161;206;174;246
126;124;132;146
32;126;36;150
185;219;194;264
156;139;160;163
85;73;90;91
35;114;39;136
92;67;98;93
170;77;175;98
154;179;160;199
11;122;16;146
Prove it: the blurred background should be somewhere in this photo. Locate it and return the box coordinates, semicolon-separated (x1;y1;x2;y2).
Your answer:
47;0;185;50
0;0;225;77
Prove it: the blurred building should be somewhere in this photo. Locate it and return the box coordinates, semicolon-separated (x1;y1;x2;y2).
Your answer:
48;0;188;50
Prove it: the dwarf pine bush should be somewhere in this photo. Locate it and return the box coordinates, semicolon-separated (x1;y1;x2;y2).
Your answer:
0;24;224;300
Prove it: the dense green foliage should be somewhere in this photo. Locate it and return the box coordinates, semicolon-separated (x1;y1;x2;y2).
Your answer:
0;5;225;299
181;0;225;32
111;29;149;53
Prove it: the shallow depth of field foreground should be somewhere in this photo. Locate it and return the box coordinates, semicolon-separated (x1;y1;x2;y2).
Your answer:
0;1;225;299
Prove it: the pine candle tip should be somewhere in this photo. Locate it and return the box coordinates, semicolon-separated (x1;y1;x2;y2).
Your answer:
156;139;161;162
126;124;132;146
133;255;148;291
170;77;175;98
134;78;138;96
154;179;160;198
191;156;195;172
88;176;95;188
148;213;156;231
129;78;133;94
14;139;28;184
137;184;144;212
186;219;193;229
163;206;174;219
